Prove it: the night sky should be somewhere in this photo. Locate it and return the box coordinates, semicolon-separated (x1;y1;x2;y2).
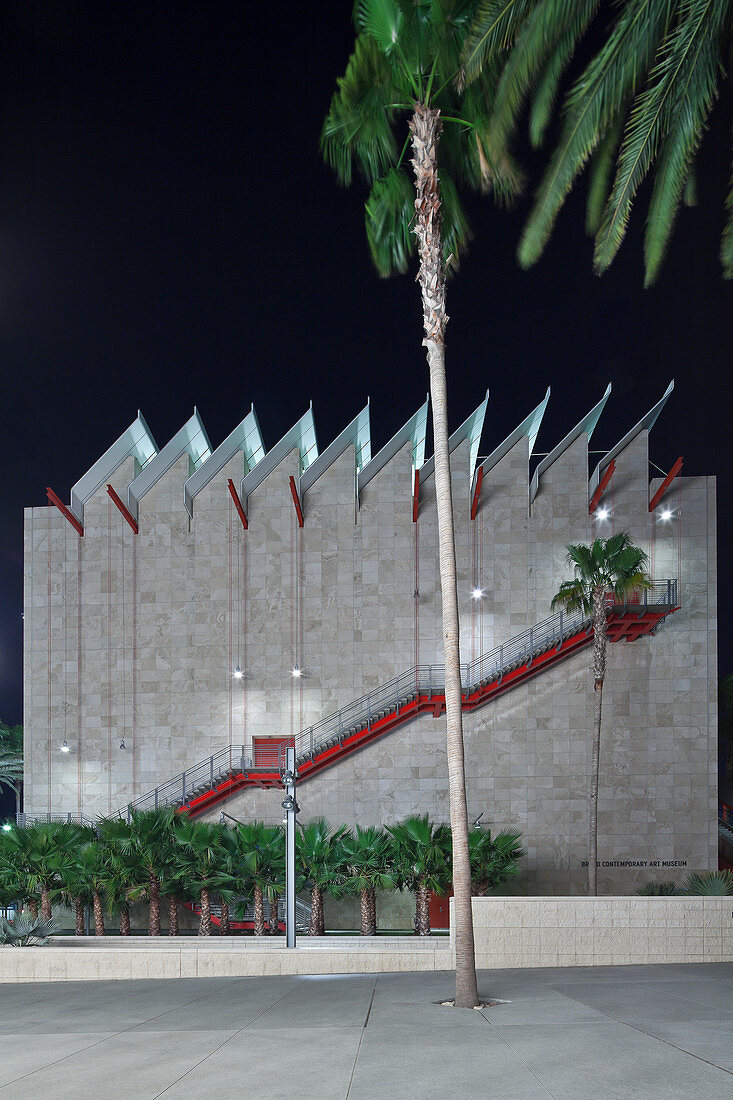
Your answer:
1;1;731;731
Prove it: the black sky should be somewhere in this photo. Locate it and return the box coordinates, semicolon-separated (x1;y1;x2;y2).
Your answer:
1;1;731;729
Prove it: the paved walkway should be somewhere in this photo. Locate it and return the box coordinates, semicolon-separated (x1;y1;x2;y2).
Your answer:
0;962;731;1098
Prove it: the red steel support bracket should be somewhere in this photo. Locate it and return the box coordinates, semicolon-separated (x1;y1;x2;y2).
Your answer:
46;487;84;536
289;475;304;527
227;478;248;530
589;460;615;515
106;485;139;534
412;469;420;523
649;456;683;512
470;466;484;520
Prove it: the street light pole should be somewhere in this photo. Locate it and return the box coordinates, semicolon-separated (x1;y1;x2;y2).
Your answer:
281;746;298;948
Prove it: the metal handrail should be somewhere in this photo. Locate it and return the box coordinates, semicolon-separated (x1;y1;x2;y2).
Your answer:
21;580;674;824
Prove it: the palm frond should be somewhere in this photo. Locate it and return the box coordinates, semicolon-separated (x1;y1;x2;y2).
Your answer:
518;0;672;268
723;166;733;277
586;110;626;235
354;0;404;56
596;0;729;276
365;168;415;276
461;0;540;87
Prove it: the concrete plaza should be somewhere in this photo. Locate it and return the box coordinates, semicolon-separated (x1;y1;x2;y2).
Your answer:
0;962;731;1098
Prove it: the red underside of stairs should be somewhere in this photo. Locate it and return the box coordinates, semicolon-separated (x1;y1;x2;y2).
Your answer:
180;608;675;819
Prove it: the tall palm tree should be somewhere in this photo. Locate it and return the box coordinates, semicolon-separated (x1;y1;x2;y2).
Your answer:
551;533;651;894
387;815;452;935
296;818;348;936
322;0;520;1008
340;825;395;936
464;0;733;283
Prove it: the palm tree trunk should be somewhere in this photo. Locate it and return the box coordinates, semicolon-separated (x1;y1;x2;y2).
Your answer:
119;904;131;936
168;896;179;937
253;886;265;936
26;898;38;920
410;102;478;1008
359;887;375;936
93;890;105;936
310;884;324;936
219;899;230;935
415;882;431;936
589;587;608;896
269;892;280;934
40;885;51;921
199;888;211;936
148;873;161;936
74;897;85;935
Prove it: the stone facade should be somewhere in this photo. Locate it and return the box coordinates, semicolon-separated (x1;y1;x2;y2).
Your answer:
23;400;718;894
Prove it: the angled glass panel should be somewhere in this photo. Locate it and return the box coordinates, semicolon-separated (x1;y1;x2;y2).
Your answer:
128;409;212;521
299;402;371;498
183;406;265;517
357;395;429;496
530;384;612;503
421;390;489;486
588;380;674;498
240;406;318;508
478;388;550;479
70;412;158;525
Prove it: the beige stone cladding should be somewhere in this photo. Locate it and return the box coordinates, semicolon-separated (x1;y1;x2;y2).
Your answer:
23;406;716;894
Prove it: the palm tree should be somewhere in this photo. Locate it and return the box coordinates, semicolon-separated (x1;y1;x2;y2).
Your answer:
340;826;395;936
322;0;519;1008
170;818;224;936
3;822;79;921
114;808;175;936
0;722;23;820
236;822;284;937
0;751;22;814
296;819;348;935
69;841;108;936
467;827;525;895
387;815;452;935
551;533;651;894
464;1;733;283
96;817;137;935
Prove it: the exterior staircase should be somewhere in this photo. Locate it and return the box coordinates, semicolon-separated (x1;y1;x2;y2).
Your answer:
117;580;678;819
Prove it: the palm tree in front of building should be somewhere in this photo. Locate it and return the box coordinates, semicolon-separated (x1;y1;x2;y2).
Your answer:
114;808;175;936
170;818;225;936
387;815;452;935
551;534;651;895
323;0;521;1009
296;818;349;936
340;825;395;936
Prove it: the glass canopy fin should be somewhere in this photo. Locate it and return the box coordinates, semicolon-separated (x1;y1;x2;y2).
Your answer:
421;391;489;489
240;405;318;510
478;388;550;480
183;405;265;517
299;401;371;499
128;409;212;522
69;411;158;526
530;384;612;503
357;395;429;497
588;380;674;498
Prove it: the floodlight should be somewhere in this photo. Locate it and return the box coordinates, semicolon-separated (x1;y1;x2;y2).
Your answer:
60;740;70;753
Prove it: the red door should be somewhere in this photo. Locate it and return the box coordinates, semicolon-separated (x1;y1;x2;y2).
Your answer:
428;888;453;929
253;737;293;768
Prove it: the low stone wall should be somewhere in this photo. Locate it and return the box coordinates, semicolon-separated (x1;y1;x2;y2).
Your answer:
457;896;733;969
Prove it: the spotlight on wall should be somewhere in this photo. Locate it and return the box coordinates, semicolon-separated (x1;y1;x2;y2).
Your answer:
660;508;673;521
596;507;610;521
60;740;70;753
471;588;483;600
119;739;126;750
2;822;13;831
233;666;244;680
291;666;302;678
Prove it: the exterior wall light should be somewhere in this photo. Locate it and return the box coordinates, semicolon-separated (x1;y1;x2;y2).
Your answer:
291;666;302;678
2;823;13;831
60;740;70;753
471;588;483;600
233;666;244;680
119;739;126;750
596;507;610;521
661;509;673;521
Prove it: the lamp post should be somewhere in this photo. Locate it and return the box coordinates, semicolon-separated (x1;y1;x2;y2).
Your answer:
281;746;299;948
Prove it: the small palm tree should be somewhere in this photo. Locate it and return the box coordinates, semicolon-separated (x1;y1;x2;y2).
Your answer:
340;826;394;936
551;533;651;895
467;828;525;896
683;870;733;895
114;808;175;936
4;822;79;921
236;823;284;937
296;819;348;936
170;819;224;936
387;815;452;935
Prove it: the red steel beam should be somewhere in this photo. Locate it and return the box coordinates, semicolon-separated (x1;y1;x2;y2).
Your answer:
227;478;248;530
412;469;420;523
470;466;484;520
589;460;615;515
46;487;84;536
289;476;304;527
649;456;683;512
106;485;139;534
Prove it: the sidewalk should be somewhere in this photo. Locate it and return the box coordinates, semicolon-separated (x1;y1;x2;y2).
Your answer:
0;962;731;1098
